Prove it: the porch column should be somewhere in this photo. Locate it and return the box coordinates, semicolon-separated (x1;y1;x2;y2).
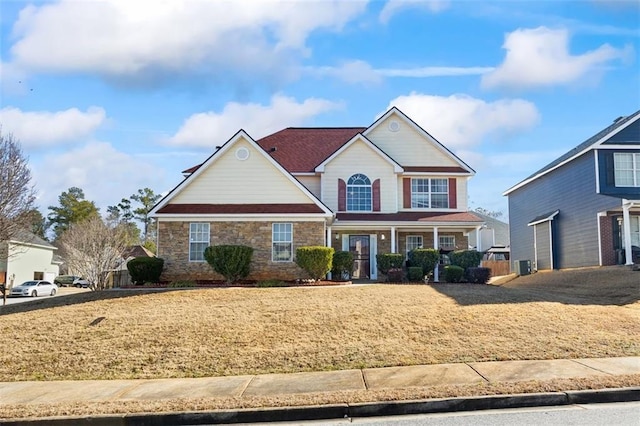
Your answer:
390;226;396;253
326;226;332;248
622;200;633;265
475;225;483;252
433;226;439;282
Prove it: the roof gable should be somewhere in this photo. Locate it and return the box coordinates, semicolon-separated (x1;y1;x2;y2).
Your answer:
504;109;640;196
151;130;332;215
364;107;475;174
315;133;403;173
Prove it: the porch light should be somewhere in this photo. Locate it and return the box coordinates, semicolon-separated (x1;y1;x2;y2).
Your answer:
380;234;386;240
335;234;340;240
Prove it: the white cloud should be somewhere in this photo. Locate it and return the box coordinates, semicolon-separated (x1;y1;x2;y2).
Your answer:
307;61;494;84
31;142;159;213
481;27;632;91
7;0;367;85
169;95;344;148
379;0;449;24
0;106;106;148
386;93;540;149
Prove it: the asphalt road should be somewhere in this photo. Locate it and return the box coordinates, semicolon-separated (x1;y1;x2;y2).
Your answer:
246;402;640;426
1;286;89;306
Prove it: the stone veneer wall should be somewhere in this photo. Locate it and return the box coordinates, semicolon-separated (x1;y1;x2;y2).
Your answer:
158;220;326;282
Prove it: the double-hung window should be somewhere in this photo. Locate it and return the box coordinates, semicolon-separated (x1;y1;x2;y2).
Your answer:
614;153;640;187
189;223;209;262
411;178;449;208
631;216;640;247
272;223;293;262
347;174;372;211
439;235;455;249
406;235;423;257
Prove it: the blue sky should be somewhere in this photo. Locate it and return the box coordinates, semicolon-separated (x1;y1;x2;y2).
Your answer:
1;0;638;220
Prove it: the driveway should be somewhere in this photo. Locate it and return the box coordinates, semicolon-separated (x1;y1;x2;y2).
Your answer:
2;286;89;306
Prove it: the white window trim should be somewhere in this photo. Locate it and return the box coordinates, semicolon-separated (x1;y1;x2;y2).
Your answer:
439;235;455;249
614;152;640;187
272;223;293;262
189;223;210;262
411;178;449;209
346;173;373;212
406;235;423;258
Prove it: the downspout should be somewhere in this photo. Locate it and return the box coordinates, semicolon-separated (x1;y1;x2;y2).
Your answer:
433;226;439;282
622;199;633;266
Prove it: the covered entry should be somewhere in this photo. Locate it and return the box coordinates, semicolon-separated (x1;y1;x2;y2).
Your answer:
349;235;370;279
528;210;559;270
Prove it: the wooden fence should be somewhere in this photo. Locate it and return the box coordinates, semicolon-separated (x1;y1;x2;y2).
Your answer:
481;260;511;277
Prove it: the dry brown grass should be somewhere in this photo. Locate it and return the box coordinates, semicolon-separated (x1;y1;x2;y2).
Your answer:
0;267;638;382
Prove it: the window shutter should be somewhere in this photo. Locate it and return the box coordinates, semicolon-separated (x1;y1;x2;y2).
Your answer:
403;178;411;208
338;179;346;211
448;178;457;209
605;152;615;186
373;179;381;212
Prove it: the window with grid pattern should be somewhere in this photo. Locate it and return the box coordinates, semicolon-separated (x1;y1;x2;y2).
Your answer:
614;153;640;187
411;178;449;208
346;174;372;211
272;223;293;262
406;235;423;257
439;235;455;249
189;223;210;262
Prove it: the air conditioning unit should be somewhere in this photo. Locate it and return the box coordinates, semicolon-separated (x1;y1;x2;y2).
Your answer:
514;260;531;276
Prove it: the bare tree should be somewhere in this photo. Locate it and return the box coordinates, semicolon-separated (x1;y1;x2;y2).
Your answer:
58;216;129;291
0;131;36;243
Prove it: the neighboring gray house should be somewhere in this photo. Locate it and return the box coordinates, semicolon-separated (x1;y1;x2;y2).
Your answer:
504;110;640;271
467;212;510;251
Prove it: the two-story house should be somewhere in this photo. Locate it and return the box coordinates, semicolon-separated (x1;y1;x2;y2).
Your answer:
150;107;484;282
504;109;640;271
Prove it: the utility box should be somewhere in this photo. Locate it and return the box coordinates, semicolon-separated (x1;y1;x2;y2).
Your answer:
514;260;531;276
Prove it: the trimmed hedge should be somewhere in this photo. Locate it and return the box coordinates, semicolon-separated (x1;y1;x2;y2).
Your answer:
408;248;440;276
466;267;491;284
407;266;424;282
296;246;334;280
204;245;253;284
442;265;465;283
331;250;354;280
127;257;164;285
386;268;404;282
376;253;404;274
449;250;484;270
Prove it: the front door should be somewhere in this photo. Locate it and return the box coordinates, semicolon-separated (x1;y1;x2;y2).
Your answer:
349;235;370;279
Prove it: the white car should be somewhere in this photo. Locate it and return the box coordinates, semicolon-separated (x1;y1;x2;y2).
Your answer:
10;280;58;297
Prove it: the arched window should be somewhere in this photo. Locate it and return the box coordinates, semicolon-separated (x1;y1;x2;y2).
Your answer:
347;173;372;211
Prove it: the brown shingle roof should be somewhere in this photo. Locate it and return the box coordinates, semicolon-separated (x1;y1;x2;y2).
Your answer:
403;166;470;173
157;203;326;214
256;127;366;173
336;211;483;223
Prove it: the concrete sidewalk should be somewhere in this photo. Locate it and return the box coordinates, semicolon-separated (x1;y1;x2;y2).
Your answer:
1;357;638;406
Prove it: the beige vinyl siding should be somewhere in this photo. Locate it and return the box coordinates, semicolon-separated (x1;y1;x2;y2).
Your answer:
7;243;59;286
295;175;321;199
322;140;397;212
366;113;459;167
456;177;468;211
172;139;312;204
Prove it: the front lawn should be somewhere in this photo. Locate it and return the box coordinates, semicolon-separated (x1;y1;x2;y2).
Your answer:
1;280;638;382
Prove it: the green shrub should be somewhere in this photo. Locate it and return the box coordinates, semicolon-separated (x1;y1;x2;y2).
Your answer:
204;245;253;284
168;280;196;288
466;267;491;284
449;250;484;270
126;257;164;285
407;266;424;282
408;249;440;276
443;265;465;283
376;253;404;274
331;251;353;280
295;246;334;280
257;279;288;287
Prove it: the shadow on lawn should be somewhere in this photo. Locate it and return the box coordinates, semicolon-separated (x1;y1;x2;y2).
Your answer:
0;289;176;316
431;266;640;306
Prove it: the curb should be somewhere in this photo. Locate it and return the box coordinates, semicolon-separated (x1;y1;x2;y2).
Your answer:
2;387;639;425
